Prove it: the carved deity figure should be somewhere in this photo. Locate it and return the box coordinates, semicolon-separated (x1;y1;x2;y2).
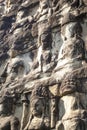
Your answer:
55;13;86;75
37;0;52;47
4;59;25;86
10;0;52;72
24;97;50;130
31;0;52;71
56;93;87;130
0;90;19;130
24;86;50;130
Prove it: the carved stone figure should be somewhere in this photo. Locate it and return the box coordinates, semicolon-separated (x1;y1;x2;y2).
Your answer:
30;0;52;71
56;94;87;130
0;90;19;130
24;97;50;130
58;36;85;60
24;86;50;130
61;14;82;38
0;0;87;130
5;60;25;84
55;9;87;130
55;13;86;73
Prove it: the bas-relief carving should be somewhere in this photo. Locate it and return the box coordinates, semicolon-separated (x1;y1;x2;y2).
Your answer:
56;93;87;130
0;52;33;86
0;90;19;130
54;3;87;130
55;12;86;75
22;86;50;130
0;0;87;130
28;0;53;72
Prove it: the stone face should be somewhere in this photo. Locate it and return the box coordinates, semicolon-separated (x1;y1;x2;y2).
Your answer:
0;0;87;130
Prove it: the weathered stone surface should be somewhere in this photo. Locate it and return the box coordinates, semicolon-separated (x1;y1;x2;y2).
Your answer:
0;0;87;130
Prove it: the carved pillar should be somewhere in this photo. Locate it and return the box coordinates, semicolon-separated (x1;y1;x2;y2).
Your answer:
50;97;57;128
20;93;29;130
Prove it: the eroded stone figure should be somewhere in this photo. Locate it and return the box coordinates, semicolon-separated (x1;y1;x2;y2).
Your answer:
10;0;52;72
56;93;87;130
55;10;87;130
55;13;86;78
56;69;87;130
5;59;25;85
31;0;52;71
24;86;50;130
0;90;19;130
2;52;33;85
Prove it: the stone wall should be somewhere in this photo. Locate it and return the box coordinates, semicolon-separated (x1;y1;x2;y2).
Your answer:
0;0;87;130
